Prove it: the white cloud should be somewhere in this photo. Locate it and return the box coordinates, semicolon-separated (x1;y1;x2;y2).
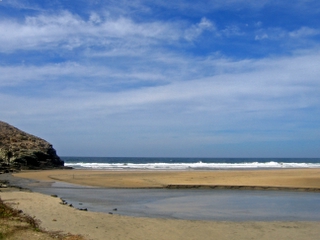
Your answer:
2;50;320;115
184;17;215;41
1;1;320;156
221;25;243;37
1;49;320;156
255;28;287;40
255;26;320;41
0;11;216;53
289;27;320;38
89;12;102;24
0;0;43;11
255;33;268;40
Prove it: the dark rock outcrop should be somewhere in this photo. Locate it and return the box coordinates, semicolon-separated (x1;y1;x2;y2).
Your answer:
0;121;64;172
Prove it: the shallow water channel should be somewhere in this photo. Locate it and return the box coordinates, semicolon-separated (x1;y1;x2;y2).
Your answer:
4;175;320;221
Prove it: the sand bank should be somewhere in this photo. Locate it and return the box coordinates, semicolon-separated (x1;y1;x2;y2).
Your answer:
1;169;319;239
1;191;320;240
13;168;320;190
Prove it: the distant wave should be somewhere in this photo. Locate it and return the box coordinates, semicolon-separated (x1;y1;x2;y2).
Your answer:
64;161;320;170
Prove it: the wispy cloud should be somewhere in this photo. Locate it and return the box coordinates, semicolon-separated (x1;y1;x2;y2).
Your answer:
0;11;186;53
289;27;320;38
1;0;320;157
184;17;215;41
2;50;319;115
255;26;320;41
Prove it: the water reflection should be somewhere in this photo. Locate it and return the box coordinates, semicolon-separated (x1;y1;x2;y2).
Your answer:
29;181;320;221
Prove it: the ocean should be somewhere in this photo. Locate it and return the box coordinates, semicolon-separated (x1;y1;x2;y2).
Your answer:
63;157;320;170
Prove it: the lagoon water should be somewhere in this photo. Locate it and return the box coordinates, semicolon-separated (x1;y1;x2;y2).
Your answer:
13;178;320;221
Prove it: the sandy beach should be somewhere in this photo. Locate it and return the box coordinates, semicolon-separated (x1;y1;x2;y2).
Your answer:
12;168;320;190
1;169;320;239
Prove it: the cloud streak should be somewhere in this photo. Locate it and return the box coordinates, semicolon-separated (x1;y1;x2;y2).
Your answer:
1;0;320;157
0;11;187;53
2;50;319;117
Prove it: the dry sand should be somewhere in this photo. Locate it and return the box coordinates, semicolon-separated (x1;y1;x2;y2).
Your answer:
13;168;320;190
1;169;320;239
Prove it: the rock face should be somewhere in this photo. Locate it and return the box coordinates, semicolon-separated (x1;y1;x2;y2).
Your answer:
0;121;64;171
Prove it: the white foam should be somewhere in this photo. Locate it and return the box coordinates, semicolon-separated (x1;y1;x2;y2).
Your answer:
64;161;320;170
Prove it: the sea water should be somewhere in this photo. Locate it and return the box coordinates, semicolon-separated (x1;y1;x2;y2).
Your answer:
63;157;320;170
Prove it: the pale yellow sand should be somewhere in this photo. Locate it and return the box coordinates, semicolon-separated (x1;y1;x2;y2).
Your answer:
1;169;320;239
1;191;320;240
13;168;320;190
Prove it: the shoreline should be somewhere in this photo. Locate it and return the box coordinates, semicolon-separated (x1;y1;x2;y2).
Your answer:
11;168;320;191
1;168;320;239
2;191;320;240
165;184;320;192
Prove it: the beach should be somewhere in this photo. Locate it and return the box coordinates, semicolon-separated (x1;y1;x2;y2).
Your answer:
12;168;320;190
1;169;320;239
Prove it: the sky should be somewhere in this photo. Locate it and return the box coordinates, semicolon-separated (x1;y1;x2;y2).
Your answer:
1;0;320;158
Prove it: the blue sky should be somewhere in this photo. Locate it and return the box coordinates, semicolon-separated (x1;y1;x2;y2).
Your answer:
1;0;320;157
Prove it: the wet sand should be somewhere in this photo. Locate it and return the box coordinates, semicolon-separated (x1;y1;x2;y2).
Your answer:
1;168;320;239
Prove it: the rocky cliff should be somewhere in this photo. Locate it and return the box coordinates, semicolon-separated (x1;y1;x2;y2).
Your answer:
0;121;64;172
